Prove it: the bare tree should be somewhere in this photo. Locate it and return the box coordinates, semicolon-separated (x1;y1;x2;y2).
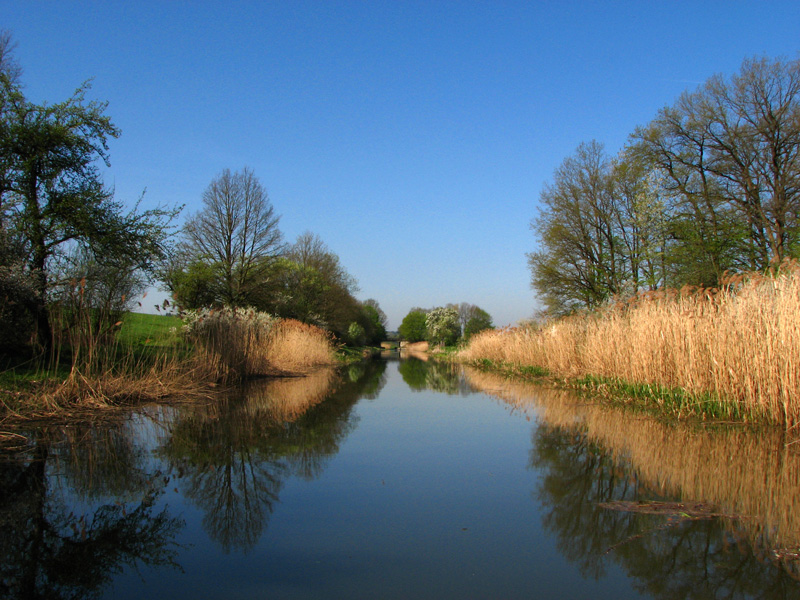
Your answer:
0;29;22;86
182;167;283;307
528;141;623;313
636;56;800;270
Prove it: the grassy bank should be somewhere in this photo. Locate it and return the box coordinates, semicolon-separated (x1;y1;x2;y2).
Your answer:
459;263;800;427
0;309;337;423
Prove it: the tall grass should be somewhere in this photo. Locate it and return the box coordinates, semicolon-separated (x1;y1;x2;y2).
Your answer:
184;307;335;382
460;262;800;426
1;304;202;421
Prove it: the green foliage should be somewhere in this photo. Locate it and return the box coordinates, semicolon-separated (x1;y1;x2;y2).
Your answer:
347;321;366;346
425;306;460;346
167;259;220;309
398;309;427;342
0;55;178;350
464;307;493;340
360;299;387;344
272;232;362;340
469;358;550;379
530;56;800;316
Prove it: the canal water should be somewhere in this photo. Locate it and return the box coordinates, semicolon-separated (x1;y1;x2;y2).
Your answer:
2;356;800;599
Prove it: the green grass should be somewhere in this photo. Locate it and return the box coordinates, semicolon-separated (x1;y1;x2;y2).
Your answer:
118;312;184;348
573;374;749;421
468;358;550;379
0;312;187;391
466;357;750;423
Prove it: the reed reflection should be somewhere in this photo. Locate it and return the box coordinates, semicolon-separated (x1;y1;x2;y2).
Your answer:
464;368;800;596
158;361;387;554
0;427;183;600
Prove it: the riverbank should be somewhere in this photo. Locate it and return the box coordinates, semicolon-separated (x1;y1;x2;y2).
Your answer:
458;263;800;427
0;309;343;426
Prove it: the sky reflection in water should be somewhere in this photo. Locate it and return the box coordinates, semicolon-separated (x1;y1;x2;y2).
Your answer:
2;357;799;599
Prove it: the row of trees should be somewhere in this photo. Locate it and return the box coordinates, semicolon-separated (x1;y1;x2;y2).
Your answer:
398;303;493;346
0;31;386;355
529;56;800;315
161;167;387;346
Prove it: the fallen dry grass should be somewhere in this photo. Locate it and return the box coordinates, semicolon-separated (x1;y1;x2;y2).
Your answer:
0;358;212;425
460;263;800;426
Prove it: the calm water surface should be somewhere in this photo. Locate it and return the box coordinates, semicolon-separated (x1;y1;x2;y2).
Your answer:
2;356;800;599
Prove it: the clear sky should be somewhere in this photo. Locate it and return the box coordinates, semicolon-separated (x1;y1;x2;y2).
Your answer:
3;1;800;329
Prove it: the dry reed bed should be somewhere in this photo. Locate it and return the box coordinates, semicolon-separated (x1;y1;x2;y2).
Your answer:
464;368;800;568
184;308;336;382
460;265;800;426
0;359;211;425
1;309;336;424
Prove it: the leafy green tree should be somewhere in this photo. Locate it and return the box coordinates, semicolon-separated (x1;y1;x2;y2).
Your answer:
398;308;427;342
347;321;366;346
161;254;220;309
0;55;177;349
425;306;460;346
464;306;493;339
360;298;387;344
275;232;361;339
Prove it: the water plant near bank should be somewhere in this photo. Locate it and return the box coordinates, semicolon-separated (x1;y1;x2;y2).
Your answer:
460;262;800;427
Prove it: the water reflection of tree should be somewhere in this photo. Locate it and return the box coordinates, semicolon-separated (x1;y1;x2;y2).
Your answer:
0;435;183;600
158;361;386;554
531;426;642;580
397;358;468;395
530;423;800;598
344;359;387;399
48;421;153;501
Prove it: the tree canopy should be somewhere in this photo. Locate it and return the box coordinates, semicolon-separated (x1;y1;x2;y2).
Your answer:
529;56;800;316
0;35;177;349
425;307;460;346
398;309;427;342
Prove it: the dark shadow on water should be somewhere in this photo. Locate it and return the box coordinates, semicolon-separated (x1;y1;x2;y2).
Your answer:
0;427;184;600
0;360;389;595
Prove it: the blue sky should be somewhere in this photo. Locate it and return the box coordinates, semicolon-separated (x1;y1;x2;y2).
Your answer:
3;1;800;329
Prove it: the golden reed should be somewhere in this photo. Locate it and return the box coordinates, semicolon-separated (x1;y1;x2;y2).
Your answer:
184;308;336;382
460;262;800;426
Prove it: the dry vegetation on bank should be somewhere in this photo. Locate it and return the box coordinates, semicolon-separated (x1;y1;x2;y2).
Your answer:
185;307;335;381
460;263;800;427
0;308;336;424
